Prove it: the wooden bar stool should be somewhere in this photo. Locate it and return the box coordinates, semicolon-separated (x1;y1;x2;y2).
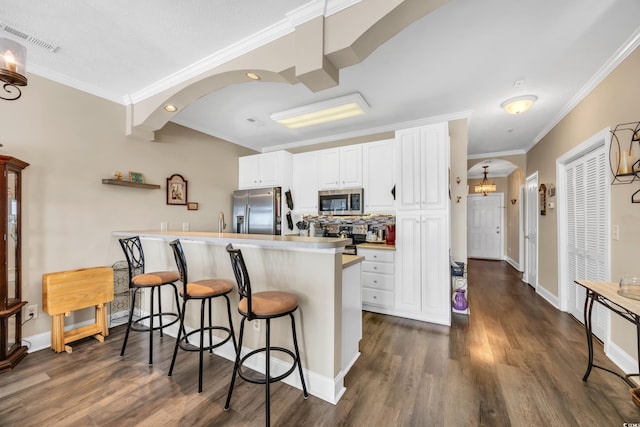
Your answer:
224;244;308;426
119;236;182;365
168;239;237;393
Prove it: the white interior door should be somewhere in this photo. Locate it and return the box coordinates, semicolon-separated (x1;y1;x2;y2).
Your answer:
467;193;503;259
524;173;538;288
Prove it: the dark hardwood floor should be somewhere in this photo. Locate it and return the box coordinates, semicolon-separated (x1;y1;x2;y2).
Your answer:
1;259;638;426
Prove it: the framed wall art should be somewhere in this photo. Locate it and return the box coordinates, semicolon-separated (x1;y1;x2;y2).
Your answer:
129;171;144;184
167;174;187;205
187;202;198;210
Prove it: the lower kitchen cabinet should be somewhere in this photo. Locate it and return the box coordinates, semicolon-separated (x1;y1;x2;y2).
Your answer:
360;248;395;312
395;213;451;326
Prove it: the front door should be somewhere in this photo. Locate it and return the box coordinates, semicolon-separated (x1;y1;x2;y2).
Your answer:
467;193;503;259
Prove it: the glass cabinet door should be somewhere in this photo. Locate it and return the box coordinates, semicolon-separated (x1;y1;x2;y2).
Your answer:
6;169;18;307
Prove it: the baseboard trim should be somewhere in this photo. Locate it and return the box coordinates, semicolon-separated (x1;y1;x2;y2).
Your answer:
505;256;521;272
535;283;560;309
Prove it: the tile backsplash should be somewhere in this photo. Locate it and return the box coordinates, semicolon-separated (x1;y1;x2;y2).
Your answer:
302;214;395;232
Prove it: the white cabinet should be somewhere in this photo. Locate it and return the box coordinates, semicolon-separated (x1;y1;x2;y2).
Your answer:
291;152;319;214
395;213;450;325
396;123;448;211
363;139;395;213
238;150;292;189
318;146;362;190
360;248;395;312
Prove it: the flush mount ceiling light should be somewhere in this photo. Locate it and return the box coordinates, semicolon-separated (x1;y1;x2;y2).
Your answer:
164;104;178;112
271;93;370;129
0;37;27;101
474;165;496;196
501;95;537;114
245;72;260;81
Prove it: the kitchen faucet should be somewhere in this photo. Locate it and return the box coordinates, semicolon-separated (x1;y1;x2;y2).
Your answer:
218;212;226;232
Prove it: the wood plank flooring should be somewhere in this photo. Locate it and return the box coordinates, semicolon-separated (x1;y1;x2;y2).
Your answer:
1;259;638;426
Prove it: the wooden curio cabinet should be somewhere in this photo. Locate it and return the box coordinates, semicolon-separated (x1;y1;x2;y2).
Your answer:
0;156;29;373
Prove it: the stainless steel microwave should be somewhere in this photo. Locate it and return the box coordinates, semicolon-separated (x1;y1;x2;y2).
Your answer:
318;188;364;215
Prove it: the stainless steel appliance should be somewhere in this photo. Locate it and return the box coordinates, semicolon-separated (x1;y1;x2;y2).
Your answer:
232;187;281;235
318;188;364;216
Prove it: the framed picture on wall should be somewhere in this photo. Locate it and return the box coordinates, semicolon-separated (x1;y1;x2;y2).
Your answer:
167;174;187;205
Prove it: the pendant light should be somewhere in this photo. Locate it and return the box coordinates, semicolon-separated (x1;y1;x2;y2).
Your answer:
475;166;496;196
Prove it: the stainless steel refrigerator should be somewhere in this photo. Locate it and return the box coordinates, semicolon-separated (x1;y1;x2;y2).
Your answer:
232;187;281;235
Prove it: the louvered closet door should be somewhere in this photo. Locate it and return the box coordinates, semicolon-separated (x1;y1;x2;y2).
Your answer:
565;146;607;340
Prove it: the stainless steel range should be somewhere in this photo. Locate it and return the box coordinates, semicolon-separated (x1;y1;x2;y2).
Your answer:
324;224;368;255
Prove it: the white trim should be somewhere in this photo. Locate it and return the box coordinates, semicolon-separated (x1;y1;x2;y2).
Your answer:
518;184;525;273
467;192;504;261
505;256;520;272
607;339;640;382
529;28;640;151
467;149;527;160
535;282;559;309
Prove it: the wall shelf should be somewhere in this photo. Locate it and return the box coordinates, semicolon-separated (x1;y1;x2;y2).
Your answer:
102;179;160;189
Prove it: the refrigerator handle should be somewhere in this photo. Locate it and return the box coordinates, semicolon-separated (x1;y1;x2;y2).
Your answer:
245;205;250;234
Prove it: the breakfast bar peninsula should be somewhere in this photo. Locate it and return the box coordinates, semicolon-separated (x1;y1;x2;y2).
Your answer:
112;230;359;404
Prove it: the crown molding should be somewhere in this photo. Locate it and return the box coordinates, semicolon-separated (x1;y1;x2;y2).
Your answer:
467;149;526;160
530;26;640;150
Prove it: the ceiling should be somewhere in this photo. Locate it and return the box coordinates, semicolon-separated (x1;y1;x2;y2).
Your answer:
2;0;640;158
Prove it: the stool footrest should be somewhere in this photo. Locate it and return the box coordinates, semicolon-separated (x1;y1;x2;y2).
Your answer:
130;312;180;333
238;346;298;385
178;327;233;352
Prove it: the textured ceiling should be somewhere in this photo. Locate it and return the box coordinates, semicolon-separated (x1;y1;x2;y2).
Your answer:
2;0;640;157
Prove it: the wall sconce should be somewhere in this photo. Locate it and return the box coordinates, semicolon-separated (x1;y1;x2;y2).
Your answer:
511;199;517;205
0;38;28;101
456;196;461;204
456;176;461;184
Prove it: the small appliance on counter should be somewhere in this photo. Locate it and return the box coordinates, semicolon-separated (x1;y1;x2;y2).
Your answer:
232;187;281;235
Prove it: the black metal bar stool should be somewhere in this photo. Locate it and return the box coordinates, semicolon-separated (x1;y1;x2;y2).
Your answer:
225;244;308;426
119;236;182;365
168;239;237;393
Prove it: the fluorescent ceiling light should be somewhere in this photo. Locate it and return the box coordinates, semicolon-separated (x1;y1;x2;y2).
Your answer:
271;93;369;129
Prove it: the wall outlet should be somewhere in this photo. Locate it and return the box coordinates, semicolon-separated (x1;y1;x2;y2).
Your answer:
182;222;190;232
26;304;38;319
253;320;260;332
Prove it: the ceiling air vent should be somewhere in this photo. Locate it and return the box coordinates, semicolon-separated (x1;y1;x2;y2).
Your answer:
0;22;59;52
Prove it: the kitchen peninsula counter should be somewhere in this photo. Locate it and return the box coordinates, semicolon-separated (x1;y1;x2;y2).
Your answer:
112;230;356;404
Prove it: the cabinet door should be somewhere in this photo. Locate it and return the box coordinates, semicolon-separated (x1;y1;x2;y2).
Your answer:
363;139;395;213
419;123;449;211
395;214;422;312
292;152;319;213
238;155;260;189
396;128;421;210
339;145;363;188
420;213;451;324
258;151;281;187
318;149;340;190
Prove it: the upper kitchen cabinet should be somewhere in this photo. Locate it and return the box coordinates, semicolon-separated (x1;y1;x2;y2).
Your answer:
363;139;395;213
396;123;449;211
238;150;292;190
318;145;363;190
291;151;319;214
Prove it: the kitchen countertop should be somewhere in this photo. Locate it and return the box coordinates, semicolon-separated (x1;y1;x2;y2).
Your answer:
112;230;351;252
357;242;396;251
342;254;364;268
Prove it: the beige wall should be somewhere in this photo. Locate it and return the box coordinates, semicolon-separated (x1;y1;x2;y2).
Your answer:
0;74;252;338
527;45;640;356
449;119;468;263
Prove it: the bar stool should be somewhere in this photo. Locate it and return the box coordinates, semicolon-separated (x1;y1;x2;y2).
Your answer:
168;239;237;393
224;244;308;426
119;236;182;365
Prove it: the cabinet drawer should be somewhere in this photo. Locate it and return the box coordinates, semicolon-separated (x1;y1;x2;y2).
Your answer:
362;272;394;291
359;249;394;263
362;288;394;307
361;261;394;275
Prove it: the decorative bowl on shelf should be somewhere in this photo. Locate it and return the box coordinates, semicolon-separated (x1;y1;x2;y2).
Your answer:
618;275;640;300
